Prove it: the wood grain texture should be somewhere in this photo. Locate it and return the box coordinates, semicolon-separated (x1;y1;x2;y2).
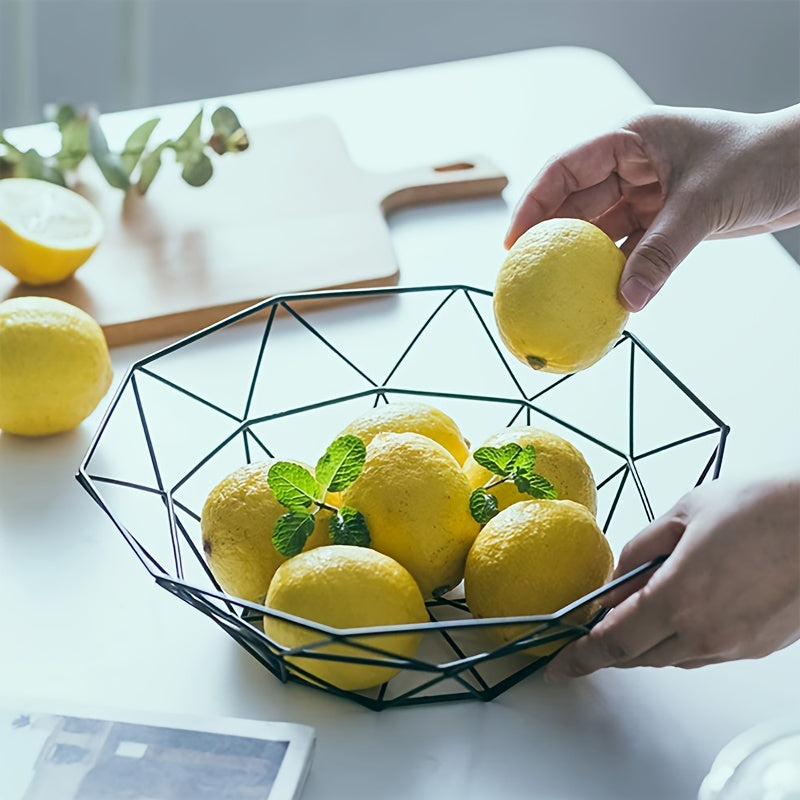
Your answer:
0;115;507;346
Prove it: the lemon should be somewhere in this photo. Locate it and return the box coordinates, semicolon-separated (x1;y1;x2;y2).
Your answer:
338;400;470;465
0;296;112;436
341;431;480;599
463;425;597;516
0;178;104;285
494;217;628;373
201;461;333;604
263;545;428;691
465;499;613;656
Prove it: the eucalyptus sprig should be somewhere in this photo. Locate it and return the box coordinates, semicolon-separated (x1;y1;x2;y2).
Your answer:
0;103;249;194
268;435;371;557
468;443;558;523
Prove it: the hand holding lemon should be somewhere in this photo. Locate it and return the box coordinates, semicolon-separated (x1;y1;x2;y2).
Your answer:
494;217;628;374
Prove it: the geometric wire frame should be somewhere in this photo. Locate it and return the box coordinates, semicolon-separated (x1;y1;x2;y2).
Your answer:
77;284;729;710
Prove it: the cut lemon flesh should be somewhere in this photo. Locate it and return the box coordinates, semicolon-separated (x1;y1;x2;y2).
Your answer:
0;178;104;285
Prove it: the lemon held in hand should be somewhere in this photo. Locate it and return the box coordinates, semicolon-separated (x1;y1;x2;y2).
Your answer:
263;545;428;691
201;460;333;604
494;217;628;374
337;401;470;465
0;296;112;436
341;432;480;599
0;178;103;285
463;425;597;516
465;499;613;656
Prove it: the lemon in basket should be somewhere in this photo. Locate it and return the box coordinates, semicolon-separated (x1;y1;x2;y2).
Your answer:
0;296;112;436
201;461;334;604
464;499;613;656
337;400;470;465
463;425;597;516
341;431;480;599
494;217;628;373
0;178;103;285
263;545;428;691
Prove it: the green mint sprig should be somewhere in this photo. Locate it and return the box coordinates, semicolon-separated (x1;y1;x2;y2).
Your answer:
268;435;370;557
469;443;557;523
0;103;249;194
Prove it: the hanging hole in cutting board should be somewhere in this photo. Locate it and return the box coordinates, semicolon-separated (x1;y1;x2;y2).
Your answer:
434;162;475;172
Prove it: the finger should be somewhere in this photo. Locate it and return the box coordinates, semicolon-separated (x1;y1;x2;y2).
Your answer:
675;656;725;670
590;181;664;242
617;193;712;312
550;173;623;224
614;633;689;668
543;587;674;682
504;128;651;247
597;510;685;609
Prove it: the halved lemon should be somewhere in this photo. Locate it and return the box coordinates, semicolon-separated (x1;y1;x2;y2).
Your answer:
0;178;104;285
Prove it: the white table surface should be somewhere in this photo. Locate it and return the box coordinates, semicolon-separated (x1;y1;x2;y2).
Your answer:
1;47;799;800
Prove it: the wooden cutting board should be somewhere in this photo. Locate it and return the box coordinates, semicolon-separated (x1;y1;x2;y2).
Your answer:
0;115;507;346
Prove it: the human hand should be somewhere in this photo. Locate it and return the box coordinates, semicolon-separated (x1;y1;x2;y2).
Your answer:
505;105;800;311
544;473;800;681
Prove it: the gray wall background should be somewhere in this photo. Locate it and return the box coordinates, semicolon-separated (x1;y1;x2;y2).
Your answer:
1;0;798;259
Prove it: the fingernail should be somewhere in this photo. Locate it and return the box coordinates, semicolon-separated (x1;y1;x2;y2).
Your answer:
620;276;654;312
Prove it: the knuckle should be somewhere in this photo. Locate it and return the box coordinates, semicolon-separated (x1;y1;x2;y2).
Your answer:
633;232;678;286
593;631;631;664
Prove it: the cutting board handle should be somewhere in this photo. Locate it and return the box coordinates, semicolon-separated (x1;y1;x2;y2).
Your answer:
375;155;508;215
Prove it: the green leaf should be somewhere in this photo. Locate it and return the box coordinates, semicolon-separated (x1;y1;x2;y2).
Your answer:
513;471;558;500
511;444;537;474
473;443;522;477
88;110;130;190
210;106;242;138
136;144;165;194
180;151;213;186
272;511;315;557
44;103;77;131
17;149;46;179
315;435;366;493
121;117;160;176
469;487;499;523
174;108;203;152
0;132;24;158
55;115;90;171
328;506;370;547
209;106;249;154
268;462;320;510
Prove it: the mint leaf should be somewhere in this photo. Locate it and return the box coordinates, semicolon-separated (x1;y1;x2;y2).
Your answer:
315;435;366;493
328;506;370;547
469;487;499;523
272;511;315;557
268;462;319;510
473;443;522;477
512;444;537;473
513;471;558;500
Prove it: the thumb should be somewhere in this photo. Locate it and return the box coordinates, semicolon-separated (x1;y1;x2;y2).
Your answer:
599;511;686;608
618;195;710;312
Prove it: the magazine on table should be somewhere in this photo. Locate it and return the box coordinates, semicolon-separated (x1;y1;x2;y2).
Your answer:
0;698;315;800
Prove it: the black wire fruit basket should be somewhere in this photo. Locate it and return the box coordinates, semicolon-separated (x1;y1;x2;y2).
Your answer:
77;284;729;710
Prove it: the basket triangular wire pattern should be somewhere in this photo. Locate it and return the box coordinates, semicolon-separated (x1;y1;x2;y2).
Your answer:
77;284;729;710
